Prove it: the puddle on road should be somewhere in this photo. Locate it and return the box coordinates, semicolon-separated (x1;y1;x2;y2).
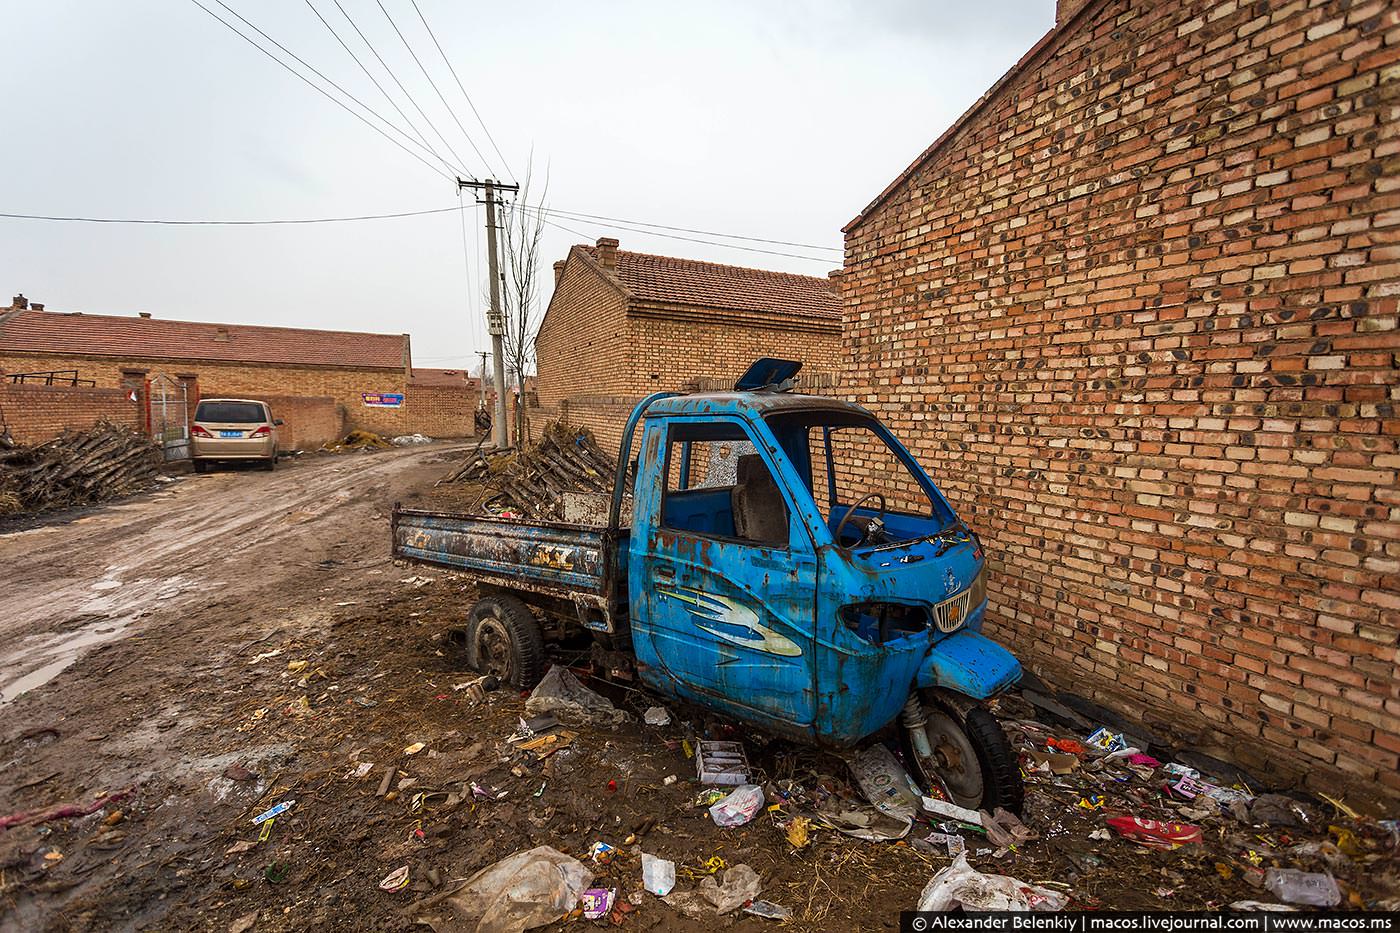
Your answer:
0;574;199;707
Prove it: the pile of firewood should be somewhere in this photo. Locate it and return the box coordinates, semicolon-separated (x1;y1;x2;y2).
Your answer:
0;422;163;515
437;422;620;520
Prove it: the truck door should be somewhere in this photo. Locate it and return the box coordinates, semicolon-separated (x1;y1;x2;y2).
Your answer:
631;417;817;734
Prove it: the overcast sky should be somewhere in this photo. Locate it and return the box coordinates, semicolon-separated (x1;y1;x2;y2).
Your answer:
0;0;1051;374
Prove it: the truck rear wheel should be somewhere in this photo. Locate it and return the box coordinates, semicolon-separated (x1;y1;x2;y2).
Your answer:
465;594;545;690
902;692;1024;815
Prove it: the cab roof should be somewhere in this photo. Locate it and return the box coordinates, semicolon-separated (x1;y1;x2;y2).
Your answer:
643;390;870;419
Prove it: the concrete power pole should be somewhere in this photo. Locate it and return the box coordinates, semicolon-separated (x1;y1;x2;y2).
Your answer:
458;176;519;449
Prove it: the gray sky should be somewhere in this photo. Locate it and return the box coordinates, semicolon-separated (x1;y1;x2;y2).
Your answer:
0;0;1051;374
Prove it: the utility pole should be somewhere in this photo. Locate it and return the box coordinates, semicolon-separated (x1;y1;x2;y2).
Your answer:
457;176;519;449
475;350;489;412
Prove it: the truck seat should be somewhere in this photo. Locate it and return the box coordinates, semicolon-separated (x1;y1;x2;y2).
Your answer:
731;455;787;546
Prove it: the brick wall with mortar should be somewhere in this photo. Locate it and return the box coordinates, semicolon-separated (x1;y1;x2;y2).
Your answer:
1;353;408;436
0;383;141;444
254;394;343;451
534;251;844;449
403;385;476;438
842;0;1400;797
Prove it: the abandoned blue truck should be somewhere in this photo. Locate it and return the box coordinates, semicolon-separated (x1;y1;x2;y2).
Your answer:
391;360;1025;811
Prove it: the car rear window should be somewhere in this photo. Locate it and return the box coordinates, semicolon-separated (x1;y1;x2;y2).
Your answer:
196;401;266;423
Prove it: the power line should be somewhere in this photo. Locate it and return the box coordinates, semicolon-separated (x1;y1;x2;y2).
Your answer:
0;207;462;225
186;0;451;181
2;203;841;263
407;0;515;184
516;203;837;263
535;205;842;253
302;0;458;178
208;0;459;177
374;0;494;179
328;0;478;181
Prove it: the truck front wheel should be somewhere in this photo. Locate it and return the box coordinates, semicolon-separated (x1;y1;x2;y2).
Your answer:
465;595;546;690
902;692;1024;815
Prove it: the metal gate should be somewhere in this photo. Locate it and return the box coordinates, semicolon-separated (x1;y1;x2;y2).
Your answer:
148;373;190;461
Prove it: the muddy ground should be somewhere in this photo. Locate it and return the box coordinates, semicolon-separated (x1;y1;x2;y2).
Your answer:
1;444;1396;932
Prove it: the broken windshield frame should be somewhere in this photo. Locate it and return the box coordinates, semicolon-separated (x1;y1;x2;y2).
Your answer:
765;409;957;547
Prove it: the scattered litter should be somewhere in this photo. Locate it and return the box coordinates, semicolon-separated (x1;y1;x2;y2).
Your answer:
398;574;435;586
225;840;257;855
819;804;912;841
1085;727;1128;752
849;744;921;824
1250;793;1321;829
251;800;294;826
785;815;811;849
588;841;619;865
1264;868;1341;907
698;863;762;914
1230;900;1299;912
696;740;750;785
580;888;615;919
1105;816;1202;849
709;784;765;828
525;665;626;725
980;808;1035;848
743;900;792;920
378;865;410;892
920;796;983;826
1026;751;1079;774
917;853;1067;911
642;853;676;896
431;846;592;933
403;742;425;756
390;433;433;446
663;774;678;786
643;706;672;726
912;831;966;857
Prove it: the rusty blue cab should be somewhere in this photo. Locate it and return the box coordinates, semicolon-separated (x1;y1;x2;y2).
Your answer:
626;383;1021;748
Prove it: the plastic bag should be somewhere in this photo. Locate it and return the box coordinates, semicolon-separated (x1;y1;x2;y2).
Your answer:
709;784;765;827
436;845;593;933
699;863;762;913
524;666;627;726
917;853;1068;912
1264;868;1341;907
643;706;671;726
849;744;922;822
641;853;676;896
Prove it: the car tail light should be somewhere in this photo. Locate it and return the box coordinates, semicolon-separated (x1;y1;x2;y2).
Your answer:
191;424;214;437
248;425;271;438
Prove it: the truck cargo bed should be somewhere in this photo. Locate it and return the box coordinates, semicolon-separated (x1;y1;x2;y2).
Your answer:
391;505;624;603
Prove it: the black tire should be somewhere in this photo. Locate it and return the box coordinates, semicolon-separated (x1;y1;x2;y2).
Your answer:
262;456;276;472
902;694;1024;815
465;594;545;689
193;460;208;474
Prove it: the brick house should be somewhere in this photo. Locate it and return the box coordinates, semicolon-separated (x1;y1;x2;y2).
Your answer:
533;237;843;450
840;0;1400;797
406;367;483;438
0;298;415;448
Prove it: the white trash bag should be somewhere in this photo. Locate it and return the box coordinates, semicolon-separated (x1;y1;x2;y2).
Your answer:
435;845;593;933
917;853;1068;912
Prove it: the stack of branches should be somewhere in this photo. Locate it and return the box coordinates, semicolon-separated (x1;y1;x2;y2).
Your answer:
0;421;162;516
437;422;621;521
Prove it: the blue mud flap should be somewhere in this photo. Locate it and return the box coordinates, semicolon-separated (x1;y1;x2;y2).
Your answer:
916;631;1022;699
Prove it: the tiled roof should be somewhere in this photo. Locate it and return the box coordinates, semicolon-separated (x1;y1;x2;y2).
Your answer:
578;246;840;320
410;367;479;388
0;309;407;370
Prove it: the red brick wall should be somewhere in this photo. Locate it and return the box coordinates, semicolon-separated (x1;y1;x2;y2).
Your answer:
404;385;478;438
252;394;343;451
0;353;408;435
0;383;141;445
843;0;1400;797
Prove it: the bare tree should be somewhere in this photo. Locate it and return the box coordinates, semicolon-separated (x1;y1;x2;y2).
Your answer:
500;159;549;446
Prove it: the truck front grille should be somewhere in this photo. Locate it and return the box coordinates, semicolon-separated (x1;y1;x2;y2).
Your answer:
934;569;986;633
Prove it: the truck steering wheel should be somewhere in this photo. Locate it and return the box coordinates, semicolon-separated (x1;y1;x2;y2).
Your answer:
834;492;888;549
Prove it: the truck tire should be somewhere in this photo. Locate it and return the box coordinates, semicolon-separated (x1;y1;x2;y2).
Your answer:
902;693;1024;815
465;594;545;690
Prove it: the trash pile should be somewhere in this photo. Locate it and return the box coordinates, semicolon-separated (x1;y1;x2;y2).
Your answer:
0;421;162;515
435;422;618;521
321;430;393;454
390;433;434;446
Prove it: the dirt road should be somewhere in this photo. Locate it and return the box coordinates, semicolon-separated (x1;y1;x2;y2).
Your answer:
1;446;460;708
